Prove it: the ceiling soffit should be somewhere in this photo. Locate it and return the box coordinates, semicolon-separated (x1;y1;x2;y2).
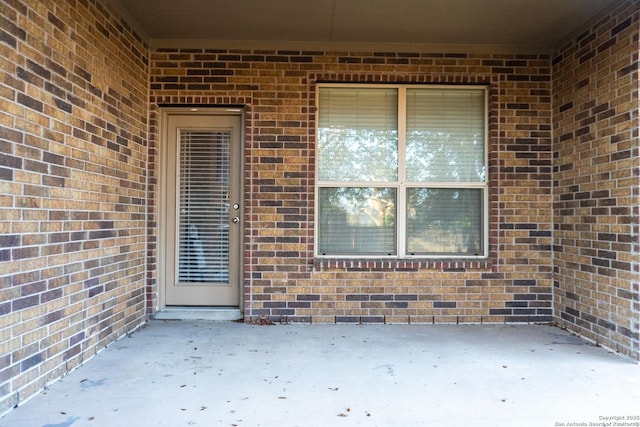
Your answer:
110;0;620;53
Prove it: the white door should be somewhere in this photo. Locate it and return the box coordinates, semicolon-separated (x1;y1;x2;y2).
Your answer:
163;111;242;306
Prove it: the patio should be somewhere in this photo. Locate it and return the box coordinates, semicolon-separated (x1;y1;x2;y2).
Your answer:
1;321;638;427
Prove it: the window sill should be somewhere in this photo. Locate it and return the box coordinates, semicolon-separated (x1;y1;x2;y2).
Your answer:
314;258;492;272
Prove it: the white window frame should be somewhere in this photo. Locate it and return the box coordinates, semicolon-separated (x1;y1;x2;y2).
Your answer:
314;83;489;259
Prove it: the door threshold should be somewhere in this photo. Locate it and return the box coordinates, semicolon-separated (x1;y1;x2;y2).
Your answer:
153;307;243;321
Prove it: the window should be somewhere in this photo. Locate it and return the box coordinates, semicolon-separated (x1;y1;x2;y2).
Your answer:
316;84;487;258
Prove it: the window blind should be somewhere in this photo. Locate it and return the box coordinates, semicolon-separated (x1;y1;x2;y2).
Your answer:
178;130;230;283
406;89;485;182
406;188;482;255
318;187;397;255
318;87;398;182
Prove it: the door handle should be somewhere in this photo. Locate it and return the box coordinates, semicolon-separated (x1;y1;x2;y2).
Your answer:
232;217;240;223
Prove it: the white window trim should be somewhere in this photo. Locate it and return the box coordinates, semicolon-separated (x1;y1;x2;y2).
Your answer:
314;83;489;259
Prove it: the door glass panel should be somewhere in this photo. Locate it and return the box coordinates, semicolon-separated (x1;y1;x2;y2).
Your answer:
178;130;230;283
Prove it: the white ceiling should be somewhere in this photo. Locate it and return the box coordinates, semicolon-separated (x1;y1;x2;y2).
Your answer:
111;0;620;53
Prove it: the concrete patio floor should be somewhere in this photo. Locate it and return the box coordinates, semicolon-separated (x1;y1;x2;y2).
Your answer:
1;321;639;427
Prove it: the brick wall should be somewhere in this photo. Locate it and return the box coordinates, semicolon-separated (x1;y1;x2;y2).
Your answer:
553;1;640;359
0;0;149;413
148;51;554;324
